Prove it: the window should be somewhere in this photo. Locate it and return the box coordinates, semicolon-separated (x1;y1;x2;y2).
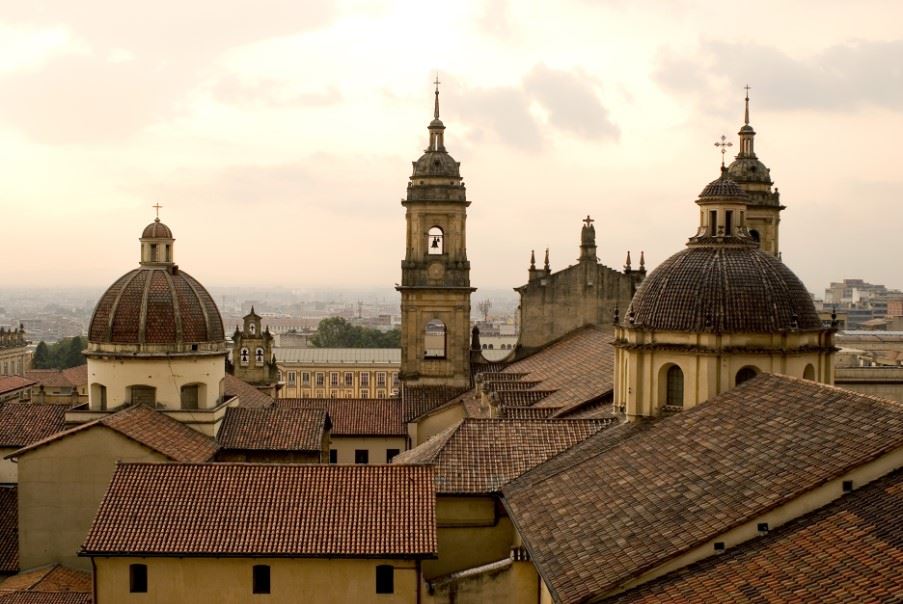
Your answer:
150;243;158;262
301;372;310;386
427;226;444;255
91;383;107;410
803;364;816;381
330;372;339;387
375;565;394;594
424;320;446;358
344;372;353;386
386;449;400;463
240;347;250;367
329;449;337;464
749;229;761;243
249;322;256;335
709;210;718;236
129;564;147;593
316;373;325;386
377;372;386;387
392;372;399;388
129;385;156;406
724;210;733;236
180;384;199;410
360;372;370;387
330;390;338;398
316;390;324;398
355;449;369;464
735;366;758;386
252;565;270;594
287;371;296;385
360;389;369;398
377;390;386;399
665;366;684;407
255;347;265;365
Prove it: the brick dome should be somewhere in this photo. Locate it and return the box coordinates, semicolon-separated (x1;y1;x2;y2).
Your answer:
142;218;173;239
699;175;749;200
89;266;224;348
625;246;821;333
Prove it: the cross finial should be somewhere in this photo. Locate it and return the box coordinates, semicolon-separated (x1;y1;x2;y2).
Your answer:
714;135;733;168
152;203;163;220
744;84;751;125
583;215;594;228
433;74;441;119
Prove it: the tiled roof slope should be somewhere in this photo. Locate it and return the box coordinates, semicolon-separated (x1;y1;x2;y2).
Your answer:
0;487;16;573
394;418;611;494
0;378;35;397
277;399;405;436
11;405;218;463
0;565;91;603
0;404;68;448
503;374;903;604
401;385;469;423
604;469;903;604
223;374;273;409
61;365;87;387
23;371;72;390
82;463;436;557
217;407;326;451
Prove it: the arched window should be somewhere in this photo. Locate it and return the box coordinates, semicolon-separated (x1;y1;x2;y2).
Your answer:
424;319;446;358
91;383;107;411
255;347;265;365
428;226;444;255
665;365;684;407
249;323;256;335
735;366;759;385
129;385;156;406
239;347;250;366
749;229;760;243
803;364;816;381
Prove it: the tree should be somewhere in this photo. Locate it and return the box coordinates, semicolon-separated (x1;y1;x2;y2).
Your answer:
30;337;87;369
32;341;51;369
310;317;401;348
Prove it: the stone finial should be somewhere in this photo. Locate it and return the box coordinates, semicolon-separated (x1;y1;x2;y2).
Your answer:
471;325;481;351
544;248;550;272
530;249;536;270
639;251;645;271
624;251;632;272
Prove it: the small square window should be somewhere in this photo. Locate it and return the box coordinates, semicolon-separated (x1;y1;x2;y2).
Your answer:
329;449;337;464
129;564;147;593
386;449;400;463
376;564;394;594
355;449;369;464
843;480;854;493
252;564;270;594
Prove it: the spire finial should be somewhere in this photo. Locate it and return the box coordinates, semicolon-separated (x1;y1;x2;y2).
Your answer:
744;84;751;125
152;203;163;221
583;215;594;228
433;74;441;120
625;251;632;271
544;248;550;271
530;249;536;269
714;134;733;168
639;250;645;270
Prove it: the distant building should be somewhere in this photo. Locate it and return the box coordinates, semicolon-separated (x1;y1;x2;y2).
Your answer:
229;308;279;398
24;365;87;405
275;348;400;399
0;326;29;377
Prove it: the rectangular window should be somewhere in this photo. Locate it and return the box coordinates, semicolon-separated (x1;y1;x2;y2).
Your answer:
330;372;339;387
377;372;386;387
725;210;733;236
360;389;369;398
360;372;369;387
386;449;400;463
344;372;353;386
316;390;324;398
316;373;325;386
355;449;369;464
377;390;386;399
301;372;310;386
330;390;338;398
392;372;399;387
709;210;718;236
375;565;394;594
129;564;148;593
329;449;337;464
287;371;296;385
180;384;199;410
252;565;270;594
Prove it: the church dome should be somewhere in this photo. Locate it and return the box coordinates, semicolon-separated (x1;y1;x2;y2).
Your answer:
626;246;821;333
699;176;749;200
142;218;173;239
412;151;461;178
88;267;225;348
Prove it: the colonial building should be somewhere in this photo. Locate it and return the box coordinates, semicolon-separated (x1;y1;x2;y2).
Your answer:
0;327;29;377
230;307;278;397
515;217;644;354
275;348;400;398
397;83;474;388
613;170;835;420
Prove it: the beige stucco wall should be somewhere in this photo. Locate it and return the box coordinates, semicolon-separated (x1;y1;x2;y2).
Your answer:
425;496;514;580
426;559;539;604
93;556;421;604
0;448;16;483
330;436;407;465
410;402;465;447
835;366;903;403
87;353;225;410
17;427;168;570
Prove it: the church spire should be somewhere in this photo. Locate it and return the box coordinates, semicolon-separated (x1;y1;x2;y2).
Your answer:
434;74;440;120
737;86;756;158
427;75;446;152
744;84;750;125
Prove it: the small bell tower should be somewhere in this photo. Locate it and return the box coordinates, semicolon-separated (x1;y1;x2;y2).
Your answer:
397;78;474;388
231;306;278;397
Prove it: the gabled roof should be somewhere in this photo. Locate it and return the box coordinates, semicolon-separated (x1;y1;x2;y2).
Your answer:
82;463;436;558
10;405;219;463
0;377;36;397
0;487;16;574
223;374;273;409
604;469;903;604
0;564;92;604
401;385;470;423
503;374;903;604
394;418;612;494
217;407;327;452
23;371;73;390
0;404;68;448
60;365;87;388
277;398;405;436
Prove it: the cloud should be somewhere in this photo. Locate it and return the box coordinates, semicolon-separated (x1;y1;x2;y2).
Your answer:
453;85;544;150
524;64;619;140
656;39;903;112
212;76;342;108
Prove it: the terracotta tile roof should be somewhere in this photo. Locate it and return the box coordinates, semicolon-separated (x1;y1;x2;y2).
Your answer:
11;405;219;463
0;565;91;602
0;404;68;448
277;399;405;436
23;371;72;390
499;407;555;420
60;366;87;388
0;377;36;397
82;463;436;557
401;385;469;422
502;374;903;604
604;469;903;604
217;407;326;451
494;391;555;406
223;374;273;409
0;487;16;573
394;418;611;494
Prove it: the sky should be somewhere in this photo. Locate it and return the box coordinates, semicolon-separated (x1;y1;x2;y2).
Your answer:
1;0;902;296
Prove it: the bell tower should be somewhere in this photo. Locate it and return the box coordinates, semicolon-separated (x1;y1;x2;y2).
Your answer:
397;80;474;388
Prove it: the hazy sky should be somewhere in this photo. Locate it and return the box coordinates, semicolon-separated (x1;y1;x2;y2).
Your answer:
2;1;902;296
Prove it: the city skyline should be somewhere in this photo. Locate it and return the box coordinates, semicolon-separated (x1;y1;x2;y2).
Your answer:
2;1;902;292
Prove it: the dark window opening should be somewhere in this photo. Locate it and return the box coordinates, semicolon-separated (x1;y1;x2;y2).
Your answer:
386;449;400;463
843;480;854;493
665;365;683;407
749;229;761;243
329;449;337;464
709;210;717;236
428;226;444;255
735;366;758;386
129;564;147;593
424;319;446;359
355;449;369;464
376;565;394;594
252;564;270;594
180;384;199;409
724;210;733;236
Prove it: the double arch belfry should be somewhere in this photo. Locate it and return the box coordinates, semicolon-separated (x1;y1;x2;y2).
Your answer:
397;82;475;388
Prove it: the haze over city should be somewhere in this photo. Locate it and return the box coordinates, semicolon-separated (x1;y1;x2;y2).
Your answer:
1;0;901;293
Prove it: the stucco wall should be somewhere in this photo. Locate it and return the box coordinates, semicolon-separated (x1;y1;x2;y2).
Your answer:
0;448;16;483
411;402;465;447
425;496;514;580
427;559;539;604
330;436;407;465
17;427;168;570
93;556;420;604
